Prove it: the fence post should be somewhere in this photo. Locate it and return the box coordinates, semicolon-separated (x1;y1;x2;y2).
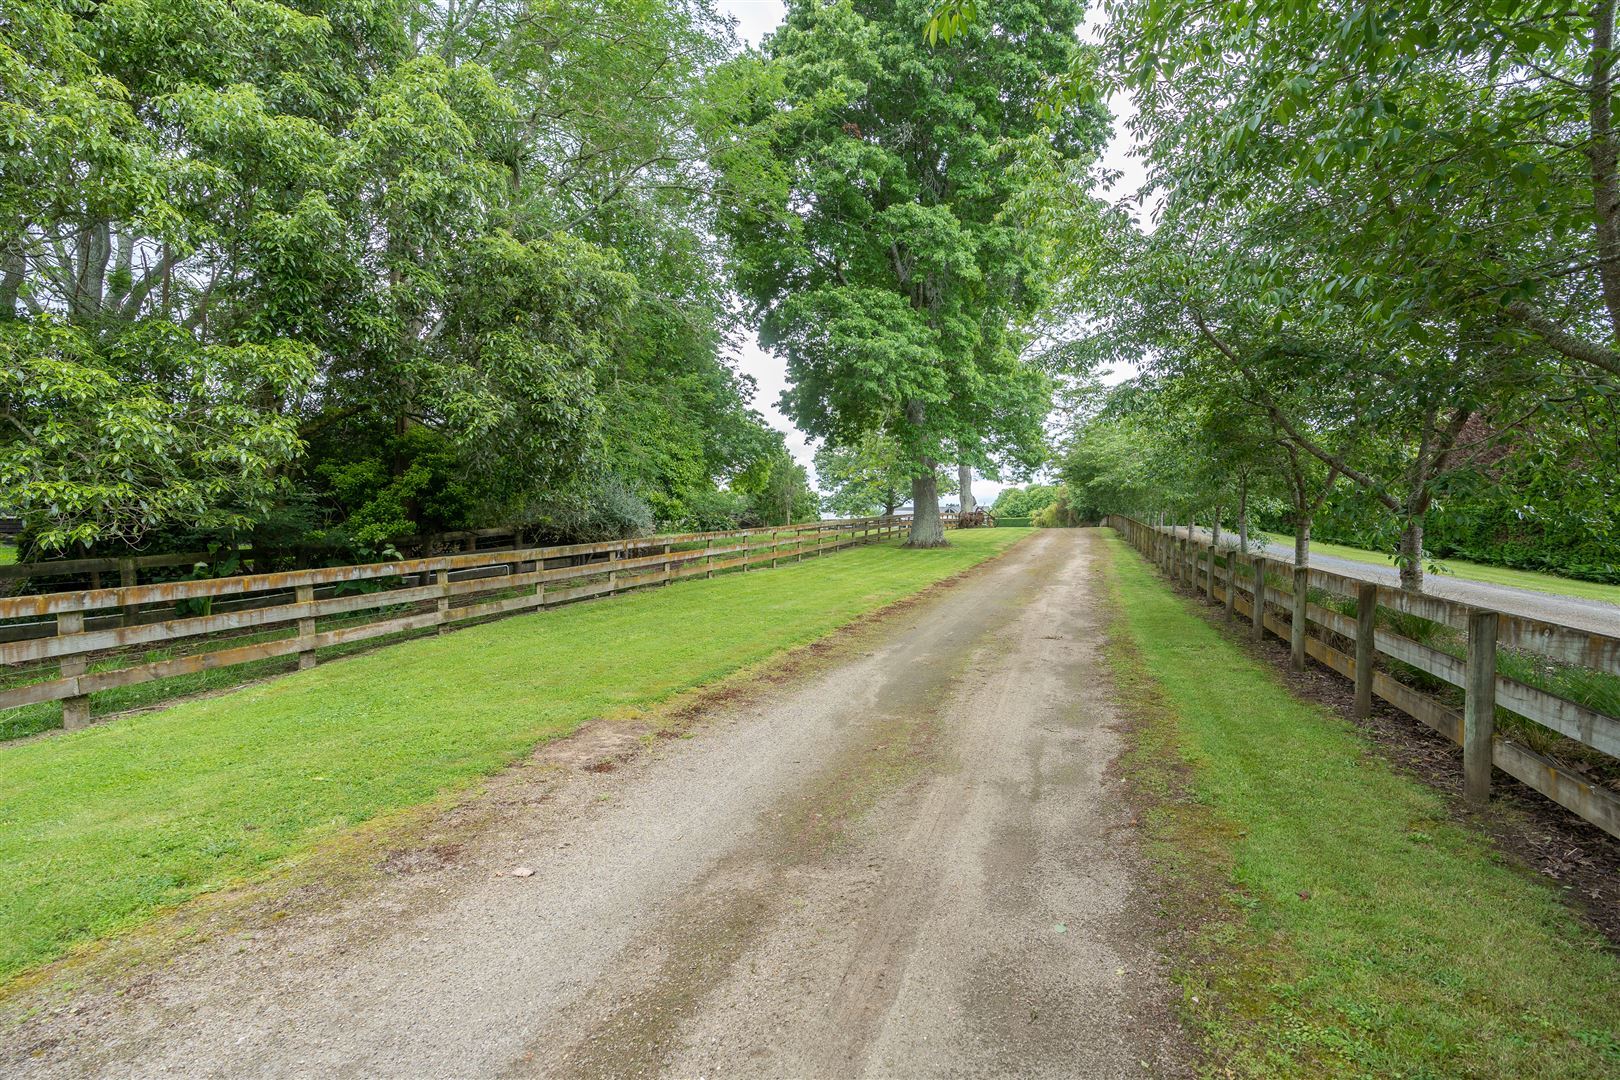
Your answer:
296;584;317;670
1353;582;1377;717
1251;556;1267;640
770;530;779;569
436;567;451;632
662;541;672;585
119;557;138;627
1223;551;1237;620
1204;545;1216;603
59;610;90;730
705;539;714;579
1290;566;1308;671
1464;609;1500;805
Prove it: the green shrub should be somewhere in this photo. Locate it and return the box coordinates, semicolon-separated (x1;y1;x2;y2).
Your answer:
991;484;1059;517
1032;488;1084;527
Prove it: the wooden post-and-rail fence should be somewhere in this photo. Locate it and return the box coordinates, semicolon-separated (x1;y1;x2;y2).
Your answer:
1106;515;1620;841
1;515;952;735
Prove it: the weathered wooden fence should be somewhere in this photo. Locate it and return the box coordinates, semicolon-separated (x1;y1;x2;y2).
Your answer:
0;526;576;592
2;515;939;733
1107;516;1620;840
1;514;974;591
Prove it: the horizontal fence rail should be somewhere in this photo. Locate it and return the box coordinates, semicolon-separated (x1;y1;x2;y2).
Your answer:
3;515;959;734
0;530;522;589
1107;516;1620;841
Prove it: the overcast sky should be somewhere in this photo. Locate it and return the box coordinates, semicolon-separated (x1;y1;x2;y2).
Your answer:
712;1;1144;505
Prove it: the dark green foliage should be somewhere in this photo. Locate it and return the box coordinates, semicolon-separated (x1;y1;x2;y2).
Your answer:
1030;489;1083;527
1;0;791;564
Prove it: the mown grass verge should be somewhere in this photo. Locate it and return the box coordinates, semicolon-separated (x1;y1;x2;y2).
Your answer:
0;529;1029;983
1103;531;1620;1078
1262;531;1620;605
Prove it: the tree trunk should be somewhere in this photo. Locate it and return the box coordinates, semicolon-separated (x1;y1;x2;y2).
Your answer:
0;252;23;318
1294;518;1311;570
907;471;948;548
958;464;974;514
1238;478;1249;553
1397;518;1425;592
1211;507;1222;550
1589;0;1620;341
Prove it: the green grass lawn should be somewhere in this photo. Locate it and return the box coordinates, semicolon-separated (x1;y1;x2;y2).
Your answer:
0;542;15;566
1104;532;1620;1078
1265;530;1620;604
0;529;1029;983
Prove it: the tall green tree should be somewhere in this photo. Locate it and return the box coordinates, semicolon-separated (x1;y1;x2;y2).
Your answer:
813;433;915;518
712;0;1106;546
1105;0;1620;387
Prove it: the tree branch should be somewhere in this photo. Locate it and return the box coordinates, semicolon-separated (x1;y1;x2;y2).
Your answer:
1502;299;1620;378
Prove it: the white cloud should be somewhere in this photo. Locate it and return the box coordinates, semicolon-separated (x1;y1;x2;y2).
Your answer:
720;0;785;46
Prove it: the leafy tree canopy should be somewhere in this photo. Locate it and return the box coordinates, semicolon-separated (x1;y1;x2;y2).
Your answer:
711;0;1108;545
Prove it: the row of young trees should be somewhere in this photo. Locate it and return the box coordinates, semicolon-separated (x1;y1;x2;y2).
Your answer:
1029;0;1620;589
2;0;827;563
